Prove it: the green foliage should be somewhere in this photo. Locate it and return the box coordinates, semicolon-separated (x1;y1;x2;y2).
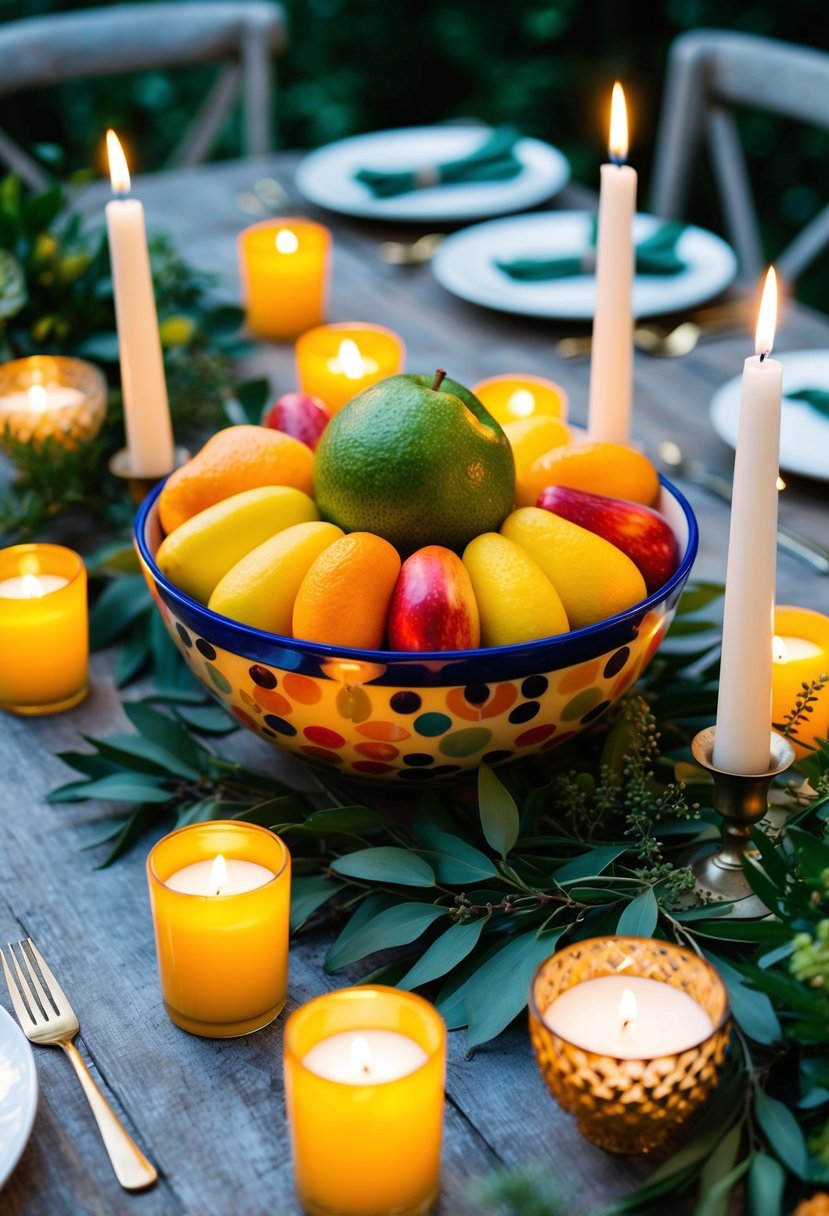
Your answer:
0;174;251;544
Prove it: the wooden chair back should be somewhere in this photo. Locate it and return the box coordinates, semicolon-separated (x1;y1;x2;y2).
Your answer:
0;2;286;190
649;29;829;283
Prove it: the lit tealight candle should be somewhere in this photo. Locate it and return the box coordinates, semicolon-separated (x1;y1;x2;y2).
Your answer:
284;986;445;1216
543;975;713;1059
238;217;332;341
588;82;636;445
295;322;405;413
147;821;290;1038
0;355;106;449
0;543;88;716
772;605;829;756
470;374;569;424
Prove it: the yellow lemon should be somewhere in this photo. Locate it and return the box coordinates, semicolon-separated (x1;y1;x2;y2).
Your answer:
156;486;319;605
209;521;343;634
462;532;569;647
501;507;647;630
502;416;571;479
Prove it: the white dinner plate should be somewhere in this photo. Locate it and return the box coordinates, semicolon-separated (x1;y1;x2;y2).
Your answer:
0;1004;37;1189
432;211;738;320
710;349;829;482
294;126;570;222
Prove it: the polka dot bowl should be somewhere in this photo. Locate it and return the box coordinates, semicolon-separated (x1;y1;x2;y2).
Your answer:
135;478;697;782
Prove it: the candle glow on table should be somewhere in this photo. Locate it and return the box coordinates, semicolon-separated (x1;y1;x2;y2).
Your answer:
105;130;175;479
588;82;636;445
470;373;568;424
543;974;714;1059
714;268;783;775
238;217;331;341
295;322;405;412
0;355;106;449
0;543;88;715
772;605;829;757
146;821;290;1038
284;986;445;1216
529;937;730;1154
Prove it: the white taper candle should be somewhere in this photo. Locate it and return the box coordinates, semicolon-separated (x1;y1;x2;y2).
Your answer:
714;268;783;774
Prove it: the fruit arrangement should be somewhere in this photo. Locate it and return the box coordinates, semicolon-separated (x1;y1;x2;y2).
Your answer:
155;371;679;654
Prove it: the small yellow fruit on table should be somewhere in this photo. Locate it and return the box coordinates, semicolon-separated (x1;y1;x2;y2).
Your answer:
209;521;343;634
501;507;647;630
462;532;569;647
156;486;319;605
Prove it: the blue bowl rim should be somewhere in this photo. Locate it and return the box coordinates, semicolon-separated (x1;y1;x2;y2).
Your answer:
134;473;698;667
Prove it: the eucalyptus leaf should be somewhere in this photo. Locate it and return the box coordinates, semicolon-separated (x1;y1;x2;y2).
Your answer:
176;703;237;735
398;918;487;991
115;622;151;687
0;249;26;318
693;1157;751;1216
48;773;171;804
708;955;781;1045
89;576;151;648
330;847;436;888
463;928;566;1048
694;1123;742;1216
615;887;659;936
236;796;306;828
301;806;382;836
123;702;205;774
478;764;519;857
325;900;445;972
91;733;201;781
746;1152;785;1216
754;1089;809;1179
291;876;342;931
97;804;158;867
419;831;499;885
556;846;627;884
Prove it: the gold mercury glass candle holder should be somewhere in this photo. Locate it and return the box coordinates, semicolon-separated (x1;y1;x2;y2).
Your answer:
0;355;106;449
529;937;730;1154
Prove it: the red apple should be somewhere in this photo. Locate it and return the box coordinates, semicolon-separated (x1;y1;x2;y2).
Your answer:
388;546;481;651
536;484;679;594
263;392;331;451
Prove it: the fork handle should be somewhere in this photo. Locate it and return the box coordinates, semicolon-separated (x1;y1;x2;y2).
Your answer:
61;1040;158;1191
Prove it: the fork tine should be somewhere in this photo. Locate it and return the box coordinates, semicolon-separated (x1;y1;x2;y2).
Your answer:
12;940;52;1019
1;945;41;1027
24;939;66;1016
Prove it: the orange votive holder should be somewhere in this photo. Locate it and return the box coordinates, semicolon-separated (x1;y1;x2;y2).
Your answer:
772;605;829;757
238;217;331;341
471;373;569;424
146;821;291;1038
0;543;88;715
295;322;405;413
284;986;446;1216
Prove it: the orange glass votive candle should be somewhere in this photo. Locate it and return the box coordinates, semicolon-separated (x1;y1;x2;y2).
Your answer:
295;322;405;412
772;606;829;756
471;373;569;424
0;543;88;715
238;218;331;341
284;986;446;1216
147;821;291;1038
0;355;107;449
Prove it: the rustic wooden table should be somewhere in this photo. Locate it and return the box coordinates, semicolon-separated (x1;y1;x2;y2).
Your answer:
1;153;827;1216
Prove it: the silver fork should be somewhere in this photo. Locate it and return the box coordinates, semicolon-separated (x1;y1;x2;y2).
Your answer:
1;938;157;1191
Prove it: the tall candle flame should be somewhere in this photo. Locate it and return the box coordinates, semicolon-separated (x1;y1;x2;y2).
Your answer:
755;266;777;357
772;635;787;663
350;1034;373;1076
609;82;628;164
209;853;228;896
106;130;131;194
619;987;637;1031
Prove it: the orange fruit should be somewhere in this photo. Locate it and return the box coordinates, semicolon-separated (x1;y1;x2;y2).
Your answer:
158;425;315;534
293;533;401;648
516;441;659;509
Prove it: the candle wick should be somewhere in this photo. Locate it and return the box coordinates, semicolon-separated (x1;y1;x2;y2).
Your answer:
622;1018;633;1031
759;351;767;363
362;1063;370;1075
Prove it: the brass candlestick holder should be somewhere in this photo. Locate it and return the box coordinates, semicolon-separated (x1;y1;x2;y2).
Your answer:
108;446;190;505
687;726;796;919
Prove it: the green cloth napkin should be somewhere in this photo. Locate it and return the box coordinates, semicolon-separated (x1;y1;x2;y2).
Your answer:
786;388;829;421
354;126;523;198
497;219;688;280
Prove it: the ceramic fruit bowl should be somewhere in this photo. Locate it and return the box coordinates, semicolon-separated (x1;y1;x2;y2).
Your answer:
134;477;697;782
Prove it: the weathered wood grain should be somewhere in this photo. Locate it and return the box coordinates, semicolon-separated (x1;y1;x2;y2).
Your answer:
1;152;826;1214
